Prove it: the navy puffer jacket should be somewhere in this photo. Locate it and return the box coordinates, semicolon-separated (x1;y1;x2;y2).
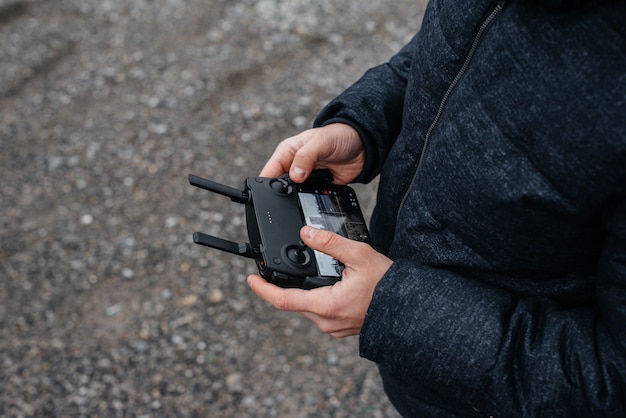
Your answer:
315;0;626;416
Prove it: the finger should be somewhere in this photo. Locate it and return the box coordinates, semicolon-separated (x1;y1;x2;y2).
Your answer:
288;132;327;182
259;141;297;178
300;226;360;264
259;131;318;181
300;311;361;338
259;158;289;179
247;274;321;313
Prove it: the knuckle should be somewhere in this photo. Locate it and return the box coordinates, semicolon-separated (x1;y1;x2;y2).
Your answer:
318;323;334;334
272;294;291;311
318;304;341;321
316;230;342;249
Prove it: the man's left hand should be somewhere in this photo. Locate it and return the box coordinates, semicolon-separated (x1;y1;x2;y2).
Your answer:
247;226;393;338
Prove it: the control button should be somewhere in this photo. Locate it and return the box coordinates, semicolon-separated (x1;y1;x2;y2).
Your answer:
287;248;307;264
269;178;293;196
271;271;290;282
284;242;311;267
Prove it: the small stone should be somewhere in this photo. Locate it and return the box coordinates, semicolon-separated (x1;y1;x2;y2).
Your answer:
225;373;243;393
48;156;65;170
106;304;122;317
292;115;308;128
149;122;168;135
131;339;149;353
207;288;225;304
80;214;94;225
181;294;198;306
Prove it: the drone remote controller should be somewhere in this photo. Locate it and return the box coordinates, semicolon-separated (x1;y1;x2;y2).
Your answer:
188;170;370;289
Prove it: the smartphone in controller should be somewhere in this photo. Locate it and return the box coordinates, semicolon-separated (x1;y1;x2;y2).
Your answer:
188;170;370;289
296;183;370;278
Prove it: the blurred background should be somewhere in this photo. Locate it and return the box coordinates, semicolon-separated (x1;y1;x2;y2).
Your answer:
0;0;425;416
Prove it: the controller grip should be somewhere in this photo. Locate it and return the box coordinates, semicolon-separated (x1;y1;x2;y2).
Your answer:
302;276;341;290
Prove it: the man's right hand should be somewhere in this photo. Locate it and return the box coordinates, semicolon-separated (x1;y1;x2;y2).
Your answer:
259;123;365;185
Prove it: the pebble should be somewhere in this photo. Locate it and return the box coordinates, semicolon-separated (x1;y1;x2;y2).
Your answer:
106;304;122;317
207;288;225;304
225;373;244;393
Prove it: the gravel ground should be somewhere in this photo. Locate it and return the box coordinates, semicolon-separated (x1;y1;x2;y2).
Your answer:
0;0;426;416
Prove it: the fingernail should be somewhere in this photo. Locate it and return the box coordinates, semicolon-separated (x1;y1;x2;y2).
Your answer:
292;166;306;178
303;226;317;239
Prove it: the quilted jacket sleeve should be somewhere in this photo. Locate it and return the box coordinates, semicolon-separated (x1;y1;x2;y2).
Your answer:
359;197;626;416
313;32;418;183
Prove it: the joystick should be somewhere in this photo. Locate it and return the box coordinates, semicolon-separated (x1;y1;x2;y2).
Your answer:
269;178;293;195
187;169;370;289
285;241;311;266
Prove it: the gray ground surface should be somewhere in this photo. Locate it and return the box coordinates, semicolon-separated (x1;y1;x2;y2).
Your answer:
1;0;426;416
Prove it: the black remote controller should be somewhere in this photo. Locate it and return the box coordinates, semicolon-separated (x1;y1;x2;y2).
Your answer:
188;170;370;289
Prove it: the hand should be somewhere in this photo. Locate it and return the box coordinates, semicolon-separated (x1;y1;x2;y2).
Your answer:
260;123;365;185
247;226;393;338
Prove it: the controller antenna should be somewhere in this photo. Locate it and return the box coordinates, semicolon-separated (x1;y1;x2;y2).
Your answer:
193;232;258;259
188;174;248;204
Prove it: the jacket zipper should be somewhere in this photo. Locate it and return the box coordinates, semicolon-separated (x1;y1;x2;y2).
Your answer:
395;1;506;223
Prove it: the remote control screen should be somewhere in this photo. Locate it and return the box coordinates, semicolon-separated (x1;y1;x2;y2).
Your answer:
297;187;369;278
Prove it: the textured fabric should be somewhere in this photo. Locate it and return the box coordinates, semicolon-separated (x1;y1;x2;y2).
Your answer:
314;0;626;416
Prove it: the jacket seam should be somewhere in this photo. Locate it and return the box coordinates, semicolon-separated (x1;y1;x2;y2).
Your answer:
395;1;506;223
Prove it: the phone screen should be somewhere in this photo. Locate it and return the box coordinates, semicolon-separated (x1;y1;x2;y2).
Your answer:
297;185;369;277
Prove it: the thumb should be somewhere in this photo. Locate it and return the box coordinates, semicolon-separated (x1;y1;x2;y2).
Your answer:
300;226;349;262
